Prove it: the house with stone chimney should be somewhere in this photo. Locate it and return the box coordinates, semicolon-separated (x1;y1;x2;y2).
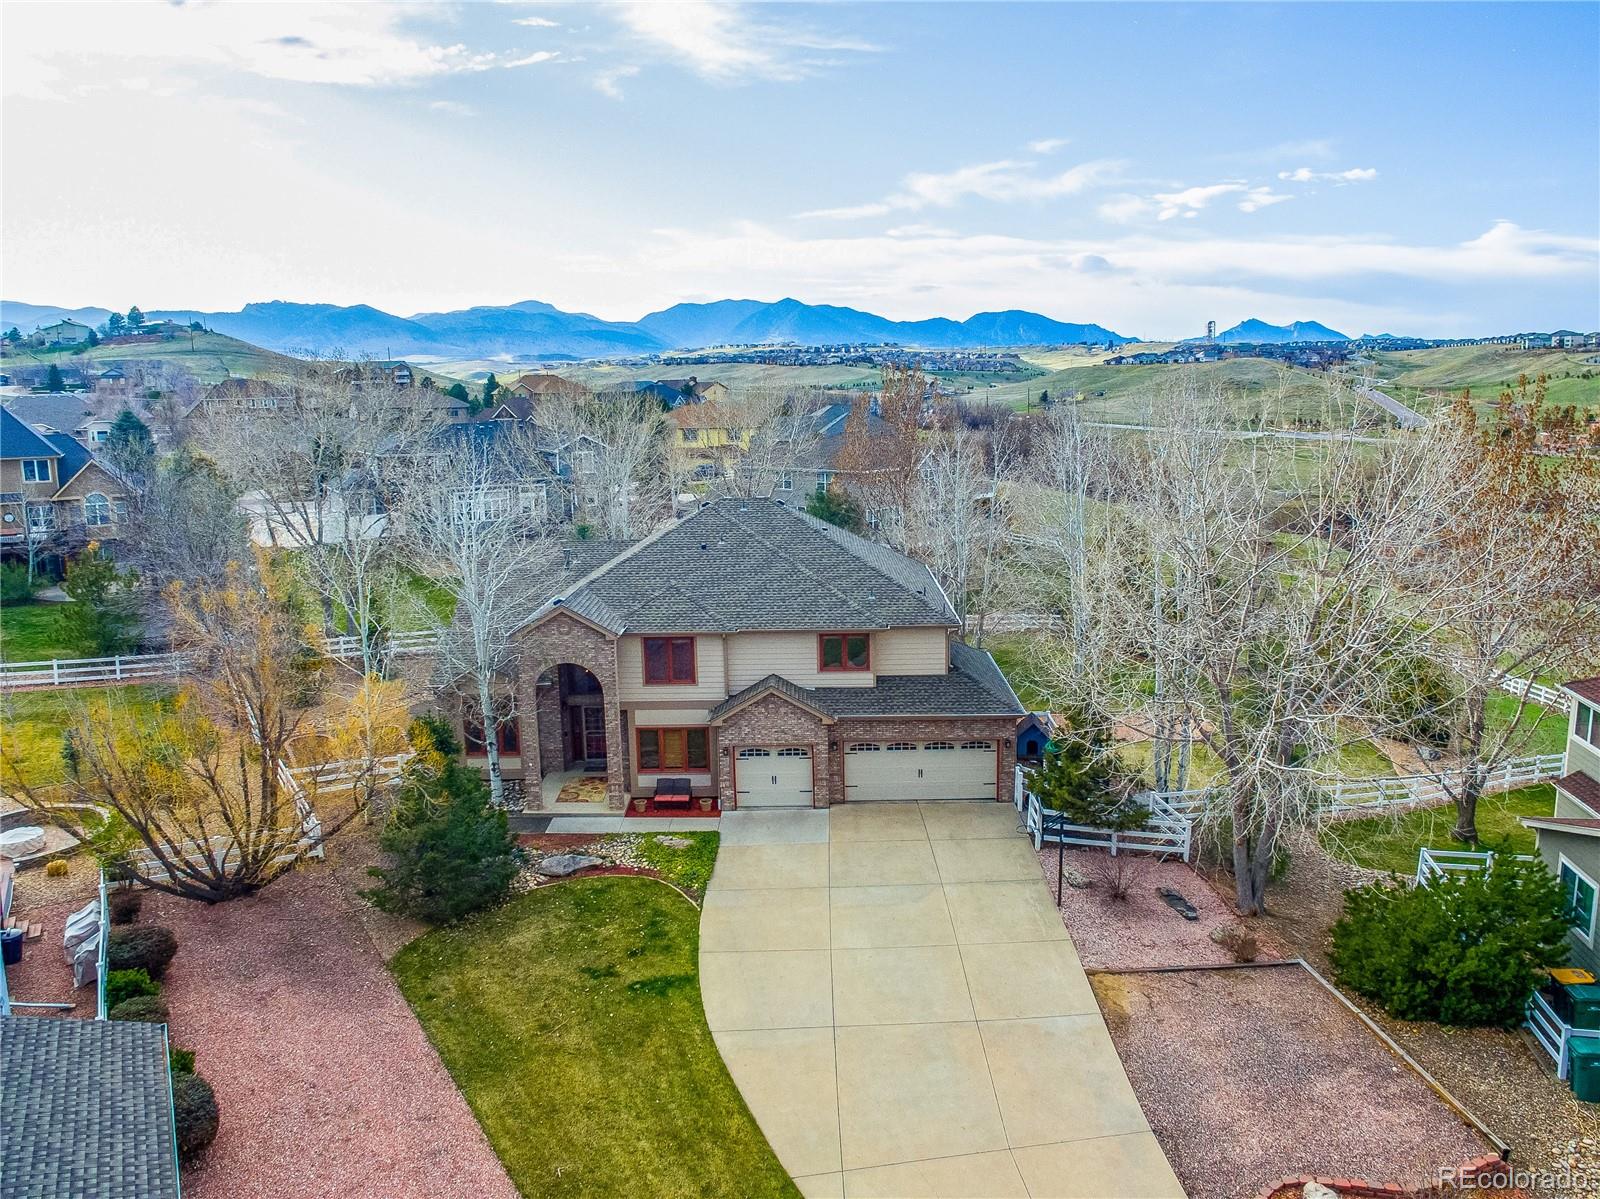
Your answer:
447;497;1024;812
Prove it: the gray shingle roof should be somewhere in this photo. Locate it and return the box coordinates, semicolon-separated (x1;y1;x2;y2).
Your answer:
0;1015;180;1199
3;394;95;436
540;499;957;634
708;640;1024;721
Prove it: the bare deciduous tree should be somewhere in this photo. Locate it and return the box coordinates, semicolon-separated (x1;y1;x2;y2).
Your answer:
537;389;671;538
396;424;561;807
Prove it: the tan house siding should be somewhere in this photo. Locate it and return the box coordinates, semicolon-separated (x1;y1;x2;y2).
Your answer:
53;461;122;501
872;627;949;676
1555;790;1597;820
616;634;728;703
725;630;877;690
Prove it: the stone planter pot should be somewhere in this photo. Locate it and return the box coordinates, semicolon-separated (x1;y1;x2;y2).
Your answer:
697;796;713;812
631;796;647;814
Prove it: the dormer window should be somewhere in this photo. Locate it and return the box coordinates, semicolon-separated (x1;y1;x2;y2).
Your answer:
819;633;870;672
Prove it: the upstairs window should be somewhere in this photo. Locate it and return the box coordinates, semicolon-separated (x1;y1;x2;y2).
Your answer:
643;636;696;684
21;459;51;483
819;633;869;672
84;493;111;526
1577;701;1599;750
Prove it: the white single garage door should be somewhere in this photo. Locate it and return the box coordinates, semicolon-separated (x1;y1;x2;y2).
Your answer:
844;740;997;802
735;746;814;808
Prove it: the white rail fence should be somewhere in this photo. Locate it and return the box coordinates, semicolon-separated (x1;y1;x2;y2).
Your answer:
1414;846;1536;885
1495;675;1571;713
1;628;446;691
1015;747;1566;864
1527;989;1600;1082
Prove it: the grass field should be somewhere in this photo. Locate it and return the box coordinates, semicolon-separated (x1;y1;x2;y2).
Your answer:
391;874;797;1199
1369;345;1600;413
0;330;302;385
0;684;176;787
0;601;78;662
1319;782;1554;874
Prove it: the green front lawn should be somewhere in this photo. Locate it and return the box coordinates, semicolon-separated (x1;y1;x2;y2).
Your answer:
985;632;1051;712
1319;783;1556;876
0;601;77;662
1484;693;1569;758
391;873;797;1199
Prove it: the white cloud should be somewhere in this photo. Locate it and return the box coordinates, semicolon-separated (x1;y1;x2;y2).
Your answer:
2;3;512;94
1238;187;1293;213
593;64;641;99
1279;166;1378;184
513;16;560;27
1154;182;1247;220
800;158;1124;220
504;50;561;68
428;99;475;116
609;1;875;83
1028;137;1069;154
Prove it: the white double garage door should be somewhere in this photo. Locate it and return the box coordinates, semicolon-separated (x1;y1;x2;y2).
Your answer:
735;739;998;807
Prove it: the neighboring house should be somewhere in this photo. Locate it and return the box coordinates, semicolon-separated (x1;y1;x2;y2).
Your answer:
1524;676;1600;975
2;393;115;445
505;373;590;402
0;1015;181;1199
670;399;754;462
0;407;127;560
658;376;731;405
781;400;892;496
480;394;537;423
446;498;1024;811
27;319;94;347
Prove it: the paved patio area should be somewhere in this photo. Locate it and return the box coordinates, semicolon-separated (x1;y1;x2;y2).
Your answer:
700;802;1182;1199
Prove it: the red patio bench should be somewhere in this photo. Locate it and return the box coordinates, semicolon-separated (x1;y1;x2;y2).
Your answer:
651;777;694;811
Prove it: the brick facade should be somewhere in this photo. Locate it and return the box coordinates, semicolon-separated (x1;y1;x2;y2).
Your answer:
712;693;1020;810
715;694;832;809
512;612;625;811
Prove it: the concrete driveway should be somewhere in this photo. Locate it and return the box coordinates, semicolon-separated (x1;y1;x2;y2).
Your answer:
699;802;1182;1199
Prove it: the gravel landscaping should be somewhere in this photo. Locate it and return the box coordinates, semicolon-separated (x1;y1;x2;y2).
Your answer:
1096;962;1499;1199
144;848;517;1199
1037;844;1284;969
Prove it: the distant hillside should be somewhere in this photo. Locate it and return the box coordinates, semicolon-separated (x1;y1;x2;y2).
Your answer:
1211;318;1349;344
0;329;303;385
1;301;115;333
5;296;1129;359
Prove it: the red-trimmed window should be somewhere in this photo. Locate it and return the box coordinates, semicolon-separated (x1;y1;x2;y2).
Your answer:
643;636;696;684
637;727;710;771
464;712;521;756
819;632;870;672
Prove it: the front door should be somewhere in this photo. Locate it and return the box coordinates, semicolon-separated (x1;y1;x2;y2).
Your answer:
582;706;607;763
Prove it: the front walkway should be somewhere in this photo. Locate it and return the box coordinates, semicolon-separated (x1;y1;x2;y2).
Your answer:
699;802;1182;1198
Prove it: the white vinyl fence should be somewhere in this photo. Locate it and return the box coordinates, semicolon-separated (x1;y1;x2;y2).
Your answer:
1;628;447;691
1414;846;1536;885
1015;747;1566;863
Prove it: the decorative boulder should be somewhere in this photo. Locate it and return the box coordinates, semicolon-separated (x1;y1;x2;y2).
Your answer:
534;854;604;878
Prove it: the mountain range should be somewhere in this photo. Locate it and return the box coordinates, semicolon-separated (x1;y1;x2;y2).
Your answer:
1;298;1352;359
2;297;1128;359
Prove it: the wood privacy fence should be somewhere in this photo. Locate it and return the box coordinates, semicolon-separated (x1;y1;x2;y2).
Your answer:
1;628;446;691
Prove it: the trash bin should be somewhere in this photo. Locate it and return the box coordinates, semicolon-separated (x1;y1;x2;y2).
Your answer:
0;928;21;967
1565;984;1600;1031
1569;1036;1600;1104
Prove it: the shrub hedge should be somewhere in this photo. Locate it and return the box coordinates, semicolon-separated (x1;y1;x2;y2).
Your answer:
107;925;178;979
104;968;159;1010
172;1073;220;1159
108;994;170;1023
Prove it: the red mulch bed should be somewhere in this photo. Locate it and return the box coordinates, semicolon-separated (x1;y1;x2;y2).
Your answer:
144;861;518;1199
3;893;97;1017
1095;963;1497;1199
624;800;720;817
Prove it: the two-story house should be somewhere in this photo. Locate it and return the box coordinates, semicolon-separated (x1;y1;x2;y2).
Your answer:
453;498;1024;811
1525;676;1600;975
0;407;127;562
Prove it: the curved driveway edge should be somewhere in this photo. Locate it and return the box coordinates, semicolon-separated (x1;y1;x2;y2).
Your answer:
699;802;1183;1199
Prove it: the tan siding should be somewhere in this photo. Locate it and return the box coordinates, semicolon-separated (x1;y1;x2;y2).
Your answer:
616;634;729;703
725;631;876;690
1567;737;1600;786
873;627;948;676
1554;790;1597;820
54;462;124;501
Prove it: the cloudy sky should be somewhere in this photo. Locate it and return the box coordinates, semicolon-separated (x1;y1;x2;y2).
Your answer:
3;1;1596;338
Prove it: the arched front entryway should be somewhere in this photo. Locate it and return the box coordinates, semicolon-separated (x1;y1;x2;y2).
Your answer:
535;663;612;810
